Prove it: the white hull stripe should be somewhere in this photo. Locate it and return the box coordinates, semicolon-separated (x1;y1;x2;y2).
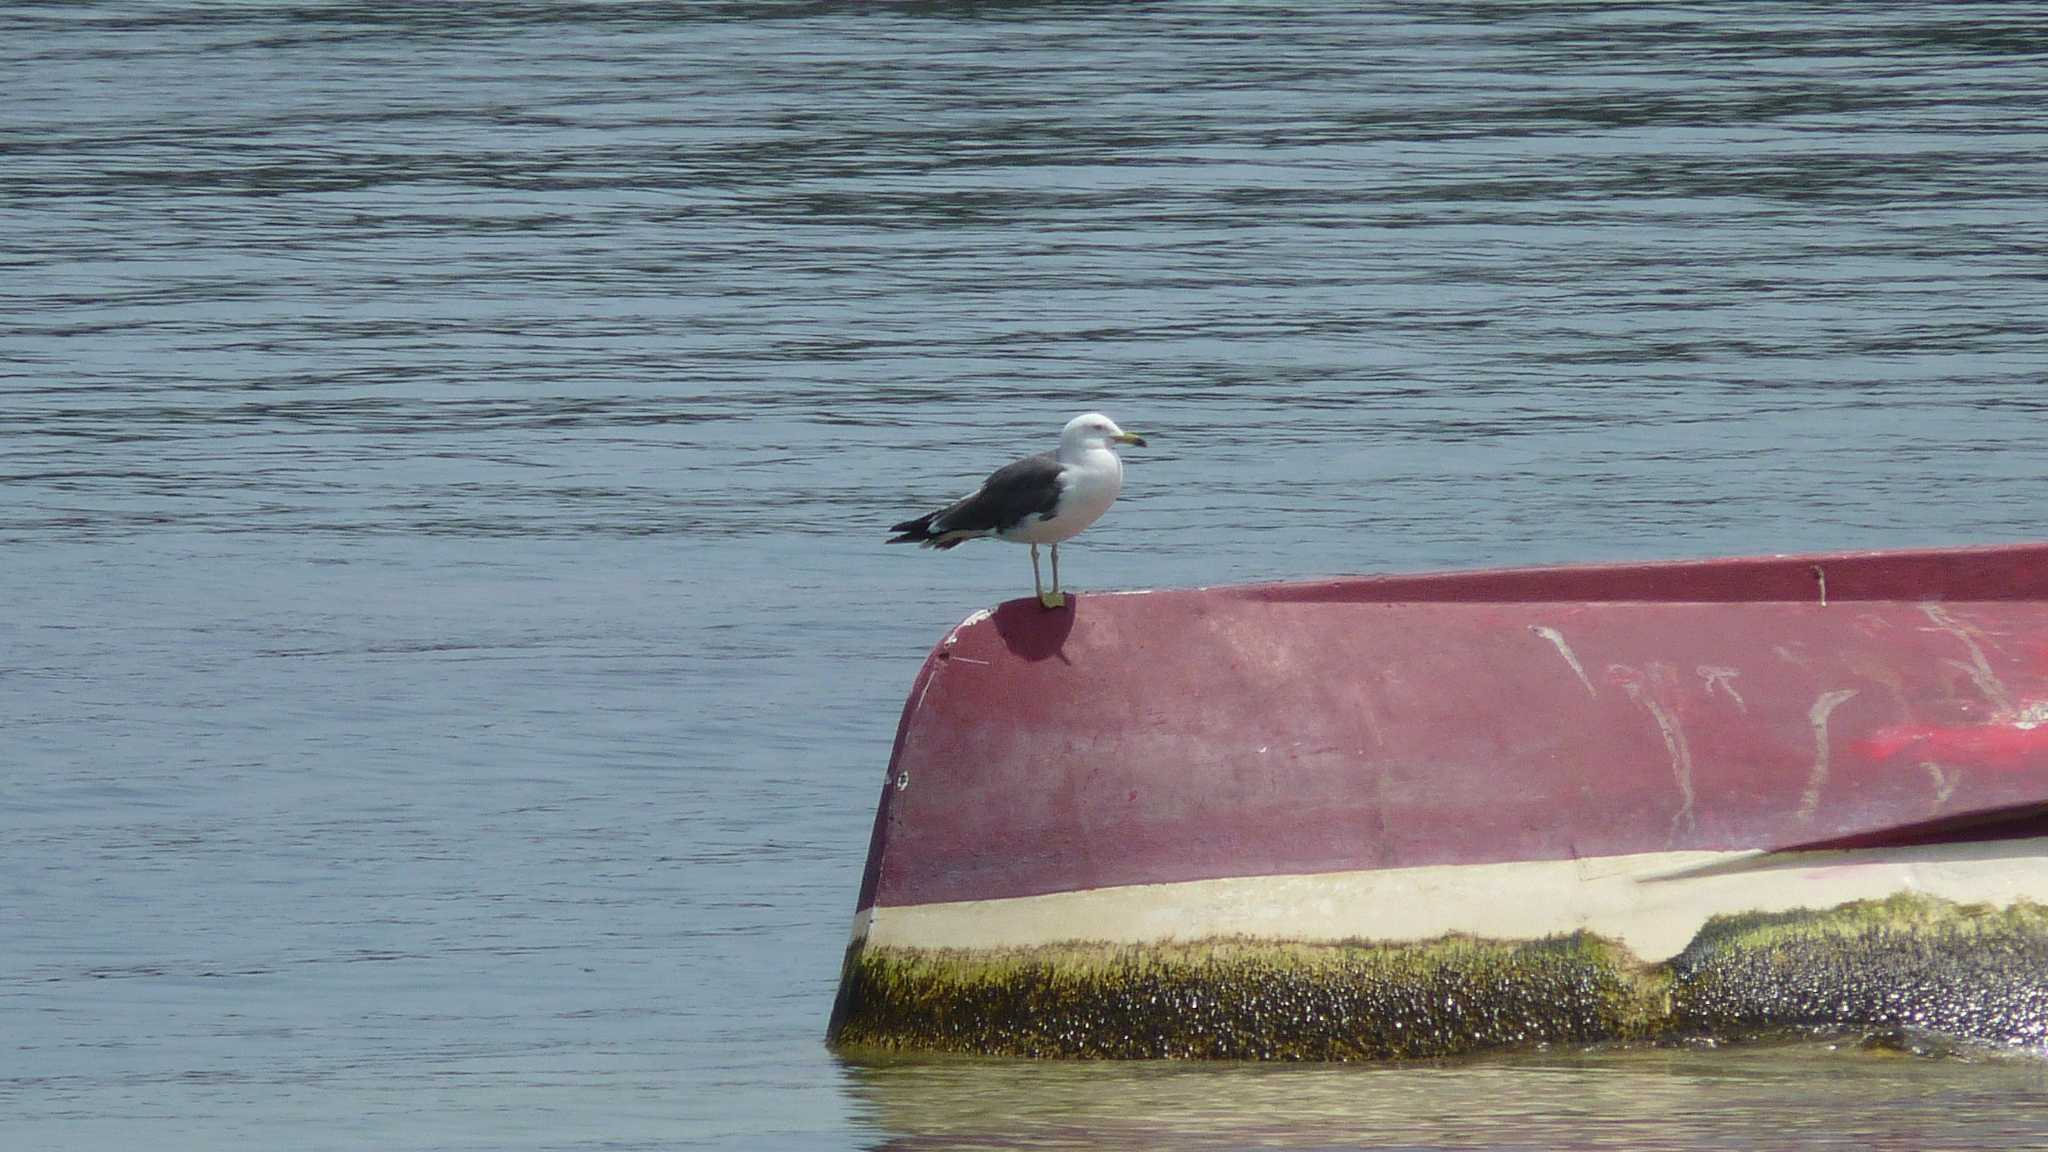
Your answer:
855;837;2048;963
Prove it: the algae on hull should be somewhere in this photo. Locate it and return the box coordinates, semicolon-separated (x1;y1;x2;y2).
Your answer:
833;932;1664;1060
830;895;2048;1060
1671;894;2048;1049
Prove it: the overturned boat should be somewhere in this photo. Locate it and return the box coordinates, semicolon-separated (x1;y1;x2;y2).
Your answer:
830;542;2048;1059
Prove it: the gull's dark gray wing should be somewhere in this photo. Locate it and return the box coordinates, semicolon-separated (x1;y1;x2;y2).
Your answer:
888;452;1064;549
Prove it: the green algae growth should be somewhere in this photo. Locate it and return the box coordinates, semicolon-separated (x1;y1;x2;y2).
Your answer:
830;895;2048;1060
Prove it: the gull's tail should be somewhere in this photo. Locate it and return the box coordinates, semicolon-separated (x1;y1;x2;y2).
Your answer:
888;509;978;550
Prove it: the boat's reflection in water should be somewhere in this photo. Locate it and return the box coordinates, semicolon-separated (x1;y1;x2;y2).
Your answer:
840;1044;2048;1151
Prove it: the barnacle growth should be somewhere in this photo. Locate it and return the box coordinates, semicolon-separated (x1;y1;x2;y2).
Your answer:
1670;894;2048;1050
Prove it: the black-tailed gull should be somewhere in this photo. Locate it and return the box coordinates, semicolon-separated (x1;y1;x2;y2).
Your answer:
888;412;1147;608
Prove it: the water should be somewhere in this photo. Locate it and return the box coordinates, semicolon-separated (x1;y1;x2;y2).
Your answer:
5;2;2048;1148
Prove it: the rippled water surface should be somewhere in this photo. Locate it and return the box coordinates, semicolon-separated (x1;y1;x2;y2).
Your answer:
6;3;2048;1149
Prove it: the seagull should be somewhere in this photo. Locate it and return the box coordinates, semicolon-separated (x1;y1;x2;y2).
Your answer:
888;413;1148;609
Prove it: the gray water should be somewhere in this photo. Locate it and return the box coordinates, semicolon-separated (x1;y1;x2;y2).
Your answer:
6;3;2048;1149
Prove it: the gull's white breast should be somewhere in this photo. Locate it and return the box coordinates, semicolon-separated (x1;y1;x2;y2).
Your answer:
1002;449;1123;545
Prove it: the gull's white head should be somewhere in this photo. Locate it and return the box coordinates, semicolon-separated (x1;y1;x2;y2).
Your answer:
1059;412;1148;455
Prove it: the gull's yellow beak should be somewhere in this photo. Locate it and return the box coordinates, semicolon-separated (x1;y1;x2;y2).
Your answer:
1113;432;1149;447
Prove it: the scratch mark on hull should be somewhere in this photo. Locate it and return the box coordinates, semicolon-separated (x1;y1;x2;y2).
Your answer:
1800;689;1861;823
1923;761;1959;813
1922;604;2013;713
1697;666;1746;711
1530;625;1597;698
1613;664;1695;841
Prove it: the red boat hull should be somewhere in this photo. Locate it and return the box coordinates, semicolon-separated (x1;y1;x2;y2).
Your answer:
833;543;2048;1057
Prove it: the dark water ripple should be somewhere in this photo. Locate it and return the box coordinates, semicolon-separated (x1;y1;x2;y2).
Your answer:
5;3;2048;1149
